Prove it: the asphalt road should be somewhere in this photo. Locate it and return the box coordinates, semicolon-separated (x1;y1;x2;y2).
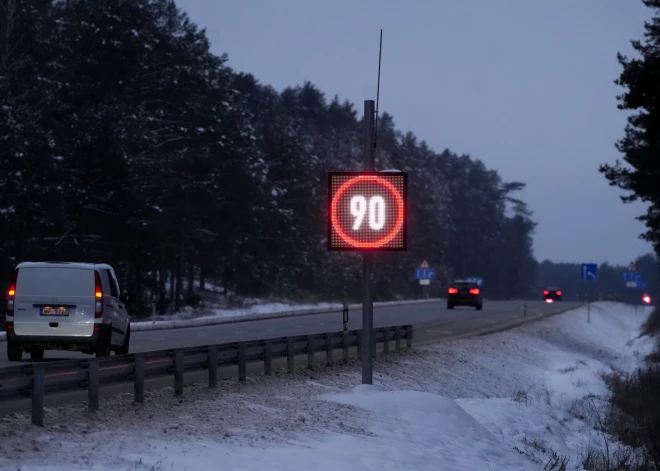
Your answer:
0;299;581;367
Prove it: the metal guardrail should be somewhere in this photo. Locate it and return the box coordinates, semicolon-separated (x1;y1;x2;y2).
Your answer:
0;325;413;426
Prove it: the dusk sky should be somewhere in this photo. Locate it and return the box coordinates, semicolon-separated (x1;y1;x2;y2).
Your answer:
176;0;654;266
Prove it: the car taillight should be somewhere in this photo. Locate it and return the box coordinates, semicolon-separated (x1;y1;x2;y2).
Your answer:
448;288;458;294
643;295;651;304
469;288;480;295
543;290;549;295
6;269;18;317
94;270;103;318
556;291;562;296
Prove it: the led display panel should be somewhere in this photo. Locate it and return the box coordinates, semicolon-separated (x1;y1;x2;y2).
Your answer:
328;172;408;251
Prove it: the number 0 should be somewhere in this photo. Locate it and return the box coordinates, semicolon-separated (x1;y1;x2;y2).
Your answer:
350;195;386;231
368;196;385;230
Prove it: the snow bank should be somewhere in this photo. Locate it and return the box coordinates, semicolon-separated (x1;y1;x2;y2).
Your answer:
0;302;652;471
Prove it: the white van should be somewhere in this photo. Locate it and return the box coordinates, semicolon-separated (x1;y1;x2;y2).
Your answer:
5;262;133;361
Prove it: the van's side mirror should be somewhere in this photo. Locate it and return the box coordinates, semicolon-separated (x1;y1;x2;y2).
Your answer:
120;293;136;303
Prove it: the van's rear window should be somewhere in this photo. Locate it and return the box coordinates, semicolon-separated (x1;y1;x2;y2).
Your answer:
16;268;95;297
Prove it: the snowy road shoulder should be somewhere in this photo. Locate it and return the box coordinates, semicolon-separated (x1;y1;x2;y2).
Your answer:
0;302;652;471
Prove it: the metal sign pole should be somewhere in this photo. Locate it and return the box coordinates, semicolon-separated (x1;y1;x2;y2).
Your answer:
362;99;376;385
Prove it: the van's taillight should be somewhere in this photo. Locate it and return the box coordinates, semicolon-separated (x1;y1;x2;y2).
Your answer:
6;269;18;317
543;290;549;295
556;290;562;296
94;270;103;318
448;288;458;294
469;288;480;295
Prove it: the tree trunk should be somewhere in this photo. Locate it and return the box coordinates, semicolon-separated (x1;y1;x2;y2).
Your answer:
174;240;185;310
199;260;206;292
187;260;194;297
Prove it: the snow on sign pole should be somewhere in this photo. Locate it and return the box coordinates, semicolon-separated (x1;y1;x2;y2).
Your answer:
327;102;408;386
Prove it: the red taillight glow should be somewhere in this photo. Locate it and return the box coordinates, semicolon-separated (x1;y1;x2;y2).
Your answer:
643;296;652;304
556;291;562;296
94;270;103;318
448;288;458;294
469;288;480;295
543;290;549;295
6;268;18;317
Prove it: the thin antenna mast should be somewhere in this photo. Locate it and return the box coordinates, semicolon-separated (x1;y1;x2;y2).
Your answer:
374;29;383;149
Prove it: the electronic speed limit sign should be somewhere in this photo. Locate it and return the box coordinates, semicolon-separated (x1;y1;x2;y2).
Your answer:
328;172;408;251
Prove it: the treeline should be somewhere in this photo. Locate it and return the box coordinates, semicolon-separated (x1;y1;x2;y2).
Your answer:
537;254;659;304
0;0;537;316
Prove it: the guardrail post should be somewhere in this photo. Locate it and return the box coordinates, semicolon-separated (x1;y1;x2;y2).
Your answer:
264;341;272;376
357;330;362;360
134;357;145;403
325;333;332;366
307;335;314;370
406;325;413;348
395;326;401;350
342;331;349;364
383;328;390;353
31;368;45;427
174;352;184;395
208;347;217;388
287;338;295;374
238;343;247;382
371;330;377;358
88;362;100;412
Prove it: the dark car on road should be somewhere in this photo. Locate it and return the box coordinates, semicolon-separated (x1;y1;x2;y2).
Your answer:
543;286;563;302
447;280;483;310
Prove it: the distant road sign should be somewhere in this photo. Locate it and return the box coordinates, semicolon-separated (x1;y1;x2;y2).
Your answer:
415;268;436;280
628;262;637;272
421;260;429;268
581;263;598;280
623;272;643;283
466;277;483;286
625;279;648;289
419;279;431;286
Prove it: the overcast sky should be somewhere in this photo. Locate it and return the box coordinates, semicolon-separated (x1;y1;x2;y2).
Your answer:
176;0;654;266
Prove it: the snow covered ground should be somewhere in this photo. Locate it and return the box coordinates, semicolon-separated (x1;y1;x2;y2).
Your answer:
0;302;653;471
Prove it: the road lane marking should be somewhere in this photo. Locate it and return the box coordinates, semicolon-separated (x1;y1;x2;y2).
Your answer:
151;337;165;341
424;329;453;334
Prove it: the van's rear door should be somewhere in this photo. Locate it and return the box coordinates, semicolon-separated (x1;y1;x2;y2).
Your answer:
13;267;96;337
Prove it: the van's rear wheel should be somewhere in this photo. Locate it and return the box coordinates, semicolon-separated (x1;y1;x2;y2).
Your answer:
29;348;45;361
116;326;130;355
7;342;22;362
96;330;111;357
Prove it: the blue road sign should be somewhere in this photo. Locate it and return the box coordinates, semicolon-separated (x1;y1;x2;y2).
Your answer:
466;277;484;286
639;280;649;289
623;272;643;283
581;263;598;280
415;268;436;280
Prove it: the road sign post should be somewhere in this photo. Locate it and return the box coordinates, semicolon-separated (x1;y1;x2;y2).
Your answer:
362;100;375;385
327;101;408;386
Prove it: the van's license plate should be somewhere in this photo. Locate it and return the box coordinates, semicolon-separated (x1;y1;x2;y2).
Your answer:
40;307;69;316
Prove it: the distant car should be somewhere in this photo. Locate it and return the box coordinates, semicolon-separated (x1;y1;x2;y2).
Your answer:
5;261;135;361
606;289;617;302
447;280;483;310
543;287;563;302
642;294;652;305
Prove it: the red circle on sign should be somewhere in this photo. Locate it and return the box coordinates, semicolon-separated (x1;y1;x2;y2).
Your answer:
330;175;405;249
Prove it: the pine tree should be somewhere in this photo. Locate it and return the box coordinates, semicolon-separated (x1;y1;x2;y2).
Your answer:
600;0;660;253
